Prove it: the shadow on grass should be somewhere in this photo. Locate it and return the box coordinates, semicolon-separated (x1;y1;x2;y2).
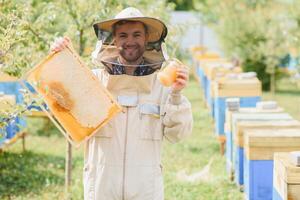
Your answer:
0;150;64;199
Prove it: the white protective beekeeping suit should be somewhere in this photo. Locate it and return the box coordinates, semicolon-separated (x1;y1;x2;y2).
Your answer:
84;7;193;200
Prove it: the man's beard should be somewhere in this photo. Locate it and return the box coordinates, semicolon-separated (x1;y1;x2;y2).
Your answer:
119;43;145;63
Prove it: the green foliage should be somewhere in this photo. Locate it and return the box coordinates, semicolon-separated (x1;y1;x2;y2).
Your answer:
0;0;180;131
0;151;65;199
196;0;296;91
167;0;196;10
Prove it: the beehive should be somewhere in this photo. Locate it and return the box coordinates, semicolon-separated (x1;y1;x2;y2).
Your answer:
225;107;285;133
214;77;262;137
197;58;227;98
225;110;290;184
214;77;262;97
0;94;17;143
25;47;122;145
224;105;286;181
273;152;300;200
0;73;26;139
244;129;300;200
205;62;241;118
231;113;293;186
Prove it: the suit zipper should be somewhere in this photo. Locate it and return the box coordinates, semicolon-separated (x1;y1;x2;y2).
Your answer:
122;107;129;200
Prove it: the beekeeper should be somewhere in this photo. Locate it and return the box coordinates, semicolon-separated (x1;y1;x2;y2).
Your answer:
51;7;193;200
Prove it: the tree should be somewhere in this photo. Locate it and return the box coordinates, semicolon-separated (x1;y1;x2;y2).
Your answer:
195;0;292;92
1;1;178;199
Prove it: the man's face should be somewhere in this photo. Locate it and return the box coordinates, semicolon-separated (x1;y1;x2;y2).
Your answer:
114;22;148;63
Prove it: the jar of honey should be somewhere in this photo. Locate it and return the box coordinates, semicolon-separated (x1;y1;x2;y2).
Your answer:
158;59;181;87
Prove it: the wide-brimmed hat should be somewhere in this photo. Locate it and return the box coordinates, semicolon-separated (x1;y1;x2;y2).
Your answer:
93;7;168;43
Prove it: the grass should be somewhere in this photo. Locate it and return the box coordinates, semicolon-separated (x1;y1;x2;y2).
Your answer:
1;75;299;199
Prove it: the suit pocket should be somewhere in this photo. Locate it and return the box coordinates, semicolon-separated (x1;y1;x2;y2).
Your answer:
139;103;163;141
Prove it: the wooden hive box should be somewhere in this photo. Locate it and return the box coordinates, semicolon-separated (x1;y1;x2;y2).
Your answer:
207;64;241;118
24;47;122;146
226;107;285;133
0;94;16;142
201;60;227;105
235;120;300;148
273;152;300;200
224;105;286;182
233;119;300;187
213;78;262;137
214;77;262;134
225;106;285;163
0;75;26;138
0;94;26;149
231;113;293;186
214;77;262;97
226;108;293;186
195;59;227;98
243;129;300;200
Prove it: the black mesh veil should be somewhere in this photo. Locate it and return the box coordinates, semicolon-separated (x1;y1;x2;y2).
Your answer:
91;28;168;74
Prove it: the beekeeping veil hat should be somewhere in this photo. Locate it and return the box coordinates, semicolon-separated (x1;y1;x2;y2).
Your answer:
92;7;168;71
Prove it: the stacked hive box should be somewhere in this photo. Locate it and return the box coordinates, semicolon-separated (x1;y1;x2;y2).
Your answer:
0;94;17;147
196;53;224;97
225;106;287;181
273;152;300;200
233;117;299;187
0;72;26;148
232;113;292;186
203;62;241;118
243;129;300;200
190;47;205;88
225;105;284;166
214;76;262;152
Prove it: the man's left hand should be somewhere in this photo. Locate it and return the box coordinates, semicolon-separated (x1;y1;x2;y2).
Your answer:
171;66;189;93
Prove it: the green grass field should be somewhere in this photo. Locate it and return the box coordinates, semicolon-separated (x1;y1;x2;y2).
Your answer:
0;75;299;200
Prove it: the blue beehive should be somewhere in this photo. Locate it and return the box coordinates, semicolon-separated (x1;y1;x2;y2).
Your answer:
214;76;262;136
273;152;300;200
205;63;240;118
0;73;26;144
243;128;300;200
232;113;294;187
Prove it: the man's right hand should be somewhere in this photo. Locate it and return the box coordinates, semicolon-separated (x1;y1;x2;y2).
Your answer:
50;36;72;53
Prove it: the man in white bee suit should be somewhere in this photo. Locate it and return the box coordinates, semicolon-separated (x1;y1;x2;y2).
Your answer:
51;7;193;200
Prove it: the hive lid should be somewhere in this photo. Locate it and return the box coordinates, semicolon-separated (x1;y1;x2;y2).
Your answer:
234;120;300;147
23;47;122;146
231;112;292;138
225;107;285;133
214;77;262;97
238;107;284;113
244;129;300;160
205;62;236;80
274;152;300;184
232;112;292;125
198;59;228;70
256;101;278;110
